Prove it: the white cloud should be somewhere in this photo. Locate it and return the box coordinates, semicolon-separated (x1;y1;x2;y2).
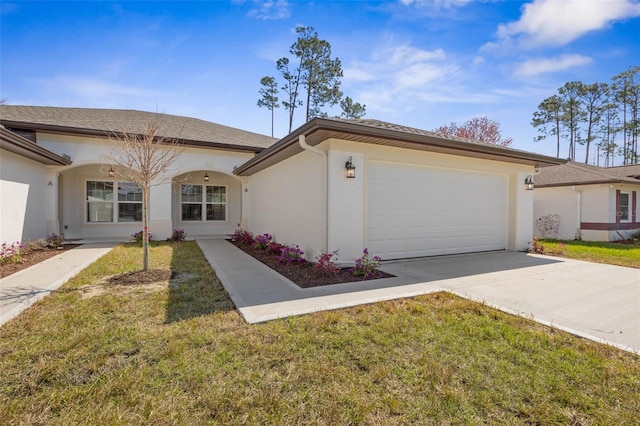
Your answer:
514;54;593;77
247;0;290;20
496;0;640;48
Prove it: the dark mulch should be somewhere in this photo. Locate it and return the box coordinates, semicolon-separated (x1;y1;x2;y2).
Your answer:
107;269;173;286
0;245;82;278
228;240;394;288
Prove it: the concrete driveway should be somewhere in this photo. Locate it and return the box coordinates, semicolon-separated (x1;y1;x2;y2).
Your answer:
198;240;640;354
381;252;640;354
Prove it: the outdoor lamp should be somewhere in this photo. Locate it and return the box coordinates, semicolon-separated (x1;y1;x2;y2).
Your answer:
108;166;115;177
204;172;210;182
345;156;356;178
525;175;534;190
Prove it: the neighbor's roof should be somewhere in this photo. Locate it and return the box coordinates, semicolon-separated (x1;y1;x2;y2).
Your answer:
0;125;72;166
604;164;640;179
535;161;640;187
0;105;277;152
234;117;566;176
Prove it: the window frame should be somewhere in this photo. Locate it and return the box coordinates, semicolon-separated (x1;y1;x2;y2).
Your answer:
618;190;631;223
180;184;227;222
85;179;143;224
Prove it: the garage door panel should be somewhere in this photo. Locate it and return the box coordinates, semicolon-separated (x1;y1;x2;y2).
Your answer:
368;163;507;260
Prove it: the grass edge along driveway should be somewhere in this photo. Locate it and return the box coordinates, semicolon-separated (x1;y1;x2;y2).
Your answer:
1;241;639;425
536;239;640;268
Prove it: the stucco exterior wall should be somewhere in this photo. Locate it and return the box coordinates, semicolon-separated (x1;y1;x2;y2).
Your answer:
39;132;253;240
324;139;535;255
0;149;55;242
534;184;640;241
247;149;325;260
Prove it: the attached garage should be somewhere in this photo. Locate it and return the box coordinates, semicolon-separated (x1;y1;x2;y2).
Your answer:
367;162;508;259
235;118;565;264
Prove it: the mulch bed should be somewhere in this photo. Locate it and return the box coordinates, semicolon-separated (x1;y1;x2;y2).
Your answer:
107;269;174;286
228;240;394;288
0;245;82;279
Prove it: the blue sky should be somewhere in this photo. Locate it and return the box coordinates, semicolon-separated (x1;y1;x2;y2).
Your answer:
1;1;639;161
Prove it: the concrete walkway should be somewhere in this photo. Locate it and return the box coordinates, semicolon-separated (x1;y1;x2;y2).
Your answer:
197;239;640;354
0;242;116;326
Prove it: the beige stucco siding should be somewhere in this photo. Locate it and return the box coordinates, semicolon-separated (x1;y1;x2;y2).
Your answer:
0;149;57;242
247;149;325;260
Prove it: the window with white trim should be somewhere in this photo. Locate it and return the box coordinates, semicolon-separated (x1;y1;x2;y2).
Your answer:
181;184;226;221
86;180;142;223
619;191;630;222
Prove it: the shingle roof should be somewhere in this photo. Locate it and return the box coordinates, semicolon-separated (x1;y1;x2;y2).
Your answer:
535;161;640;187
604;164;640;179
235;117;565;176
0;105;277;152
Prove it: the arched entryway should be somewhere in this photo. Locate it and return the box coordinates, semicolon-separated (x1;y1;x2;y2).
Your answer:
171;170;243;238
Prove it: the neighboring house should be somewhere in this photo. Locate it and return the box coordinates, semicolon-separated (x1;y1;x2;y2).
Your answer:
533;161;640;241
0;106;276;244
1;105;564;263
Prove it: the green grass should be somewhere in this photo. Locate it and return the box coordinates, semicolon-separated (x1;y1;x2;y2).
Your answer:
536;239;640;268
1;241;639;424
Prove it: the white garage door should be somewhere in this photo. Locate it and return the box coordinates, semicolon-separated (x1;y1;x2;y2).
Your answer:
367;162;508;260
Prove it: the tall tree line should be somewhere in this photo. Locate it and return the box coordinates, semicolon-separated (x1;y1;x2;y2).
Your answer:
258;26;366;136
532;66;639;166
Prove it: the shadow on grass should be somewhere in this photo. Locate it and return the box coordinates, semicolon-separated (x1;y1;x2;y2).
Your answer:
165;241;234;324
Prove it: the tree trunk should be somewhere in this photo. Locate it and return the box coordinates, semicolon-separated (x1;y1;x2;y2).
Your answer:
143;187;150;271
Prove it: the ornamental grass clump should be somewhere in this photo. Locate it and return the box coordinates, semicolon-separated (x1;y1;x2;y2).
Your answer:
314;250;340;275
351;248;382;280
0;241;25;265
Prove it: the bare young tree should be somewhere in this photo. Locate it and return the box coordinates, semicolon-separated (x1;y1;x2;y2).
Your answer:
109;121;184;270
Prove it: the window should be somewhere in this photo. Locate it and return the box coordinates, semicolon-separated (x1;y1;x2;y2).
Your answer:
619;191;630;222
86;180;142;223
181;184;226;221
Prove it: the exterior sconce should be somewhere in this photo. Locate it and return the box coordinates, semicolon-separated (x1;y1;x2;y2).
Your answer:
108;166;115;177
204;172;210;182
345;156;356;179
525;175;534;190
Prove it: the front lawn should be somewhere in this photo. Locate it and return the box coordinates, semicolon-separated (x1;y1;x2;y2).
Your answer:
1;242;638;424
534;239;640;268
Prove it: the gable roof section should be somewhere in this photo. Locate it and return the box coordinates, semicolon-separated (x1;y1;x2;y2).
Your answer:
0;105;277;153
234;117;565;176
535;161;640;188
0;125;72;166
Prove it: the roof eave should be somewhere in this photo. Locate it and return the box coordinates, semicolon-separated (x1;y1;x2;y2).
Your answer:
0;127;72;166
0;120;266;154
234;118;566;176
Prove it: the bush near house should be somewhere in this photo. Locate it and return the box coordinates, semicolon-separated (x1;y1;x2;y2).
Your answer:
229;229;390;287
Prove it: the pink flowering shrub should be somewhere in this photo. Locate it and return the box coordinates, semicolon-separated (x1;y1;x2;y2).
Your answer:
314;250;340;275
253;233;273;250
0;241;25;264
231;229;255;246
276;244;305;264
351;248;382;280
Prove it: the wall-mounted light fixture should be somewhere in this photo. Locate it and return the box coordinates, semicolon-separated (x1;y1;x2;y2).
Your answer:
525;175;534;190
204;172;210;182
345;156;356;179
108;166;115;177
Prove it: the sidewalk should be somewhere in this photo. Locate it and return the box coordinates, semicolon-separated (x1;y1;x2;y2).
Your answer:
0;242;116;326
